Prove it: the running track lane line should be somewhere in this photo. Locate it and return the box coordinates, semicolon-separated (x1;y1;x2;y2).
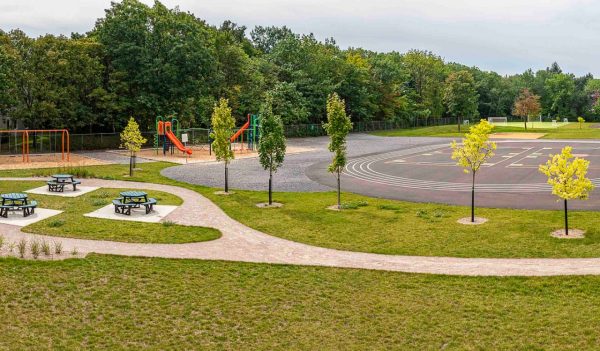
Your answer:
2;177;600;277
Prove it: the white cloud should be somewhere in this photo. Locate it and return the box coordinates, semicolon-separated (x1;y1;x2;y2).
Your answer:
0;0;598;76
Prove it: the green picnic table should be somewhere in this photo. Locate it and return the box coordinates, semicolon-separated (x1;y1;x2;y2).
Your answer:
113;191;157;215
0;193;37;217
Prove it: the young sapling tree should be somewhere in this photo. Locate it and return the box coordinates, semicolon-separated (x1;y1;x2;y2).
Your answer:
120;117;147;176
323;93;353;209
258;96;286;205
451;119;497;223
539;146;594;236
210;98;235;193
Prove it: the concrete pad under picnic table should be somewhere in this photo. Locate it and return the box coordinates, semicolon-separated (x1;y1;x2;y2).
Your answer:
84;204;178;223
0;208;63;227
25;185;100;197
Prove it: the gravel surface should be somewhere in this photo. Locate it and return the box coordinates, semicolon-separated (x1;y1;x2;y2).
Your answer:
161;134;448;191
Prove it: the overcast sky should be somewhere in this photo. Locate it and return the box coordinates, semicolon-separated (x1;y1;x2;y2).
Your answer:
1;0;599;76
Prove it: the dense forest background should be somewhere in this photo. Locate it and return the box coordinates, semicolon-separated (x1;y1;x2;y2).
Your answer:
1;0;600;133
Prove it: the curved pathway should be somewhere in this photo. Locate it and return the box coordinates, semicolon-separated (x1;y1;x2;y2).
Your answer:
3;177;600;277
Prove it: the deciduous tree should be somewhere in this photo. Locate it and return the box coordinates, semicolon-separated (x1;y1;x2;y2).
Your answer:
513;88;541;130
323;93;353;209
258;96;287;205
451;120;496;222
210;98;235;193
443;70;479;132
120;117;147;176
539;146;594;236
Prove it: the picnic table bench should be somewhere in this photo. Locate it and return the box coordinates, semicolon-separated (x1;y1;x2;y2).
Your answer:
0;193;37;218
47;174;81;192
113;191;157;215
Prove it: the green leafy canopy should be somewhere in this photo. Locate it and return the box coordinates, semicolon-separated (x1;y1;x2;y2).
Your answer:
323;93;353;174
258;95;286;173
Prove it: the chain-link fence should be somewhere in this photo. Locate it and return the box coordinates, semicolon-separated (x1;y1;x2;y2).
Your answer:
0;118;466;154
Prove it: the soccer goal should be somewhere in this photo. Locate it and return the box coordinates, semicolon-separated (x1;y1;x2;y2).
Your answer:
528;115;542;123
487;117;508;126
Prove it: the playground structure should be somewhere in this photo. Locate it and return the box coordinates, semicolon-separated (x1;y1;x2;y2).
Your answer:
229;114;260;151
0;129;70;163
155;116;192;156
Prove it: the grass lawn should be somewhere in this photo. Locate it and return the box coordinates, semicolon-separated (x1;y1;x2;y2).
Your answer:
372;121;600;138
1;254;600;349
0;181;220;244
3;163;600;257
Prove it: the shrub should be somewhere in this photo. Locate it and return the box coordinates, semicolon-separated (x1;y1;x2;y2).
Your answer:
30;240;40;259
17;239;27;258
162;220;176;227
48;219;66;228
91;199;107;207
340;201;368;210
54;241;63;255
41;240;51;256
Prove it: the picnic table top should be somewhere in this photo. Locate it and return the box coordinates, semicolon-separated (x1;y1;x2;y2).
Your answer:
120;191;148;198
51;174;73;179
1;193;28;200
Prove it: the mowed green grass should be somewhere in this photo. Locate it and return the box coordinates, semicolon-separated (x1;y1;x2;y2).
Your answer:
1;255;600;349
373;121;599;138
0;181;220;243
3;163;600;257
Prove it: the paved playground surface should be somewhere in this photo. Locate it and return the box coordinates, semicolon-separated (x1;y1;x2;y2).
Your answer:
163;134;600;210
308;139;600;210
162;134;443;192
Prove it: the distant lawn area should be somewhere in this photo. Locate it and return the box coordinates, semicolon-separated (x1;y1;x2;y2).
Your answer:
372;121;600;138
3;163;600;258
0;181;220;244
0;254;599;349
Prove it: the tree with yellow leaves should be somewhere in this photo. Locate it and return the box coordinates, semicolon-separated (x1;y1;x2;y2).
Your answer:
120;117;147;176
451;120;496;223
578;116;585;129
539;146;594;236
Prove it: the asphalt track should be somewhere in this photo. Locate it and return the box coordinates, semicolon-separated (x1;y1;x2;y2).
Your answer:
307;139;600;210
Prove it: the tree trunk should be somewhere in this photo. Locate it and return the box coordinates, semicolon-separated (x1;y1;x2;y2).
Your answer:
457;117;461;133
129;151;133;177
524;118;527;130
564;199;569;236
268;169;273;205
225;163;229;193
471;172;476;222
337;168;341;209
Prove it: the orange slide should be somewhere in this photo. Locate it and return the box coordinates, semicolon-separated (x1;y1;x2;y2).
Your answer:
165;129;192;155
230;115;250;143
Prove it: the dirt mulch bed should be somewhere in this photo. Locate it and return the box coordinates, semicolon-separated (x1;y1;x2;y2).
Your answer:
490;133;546;139
551;229;585;239
0;153;108;170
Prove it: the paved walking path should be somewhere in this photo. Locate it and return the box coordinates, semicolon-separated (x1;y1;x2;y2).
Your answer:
3;177;600;277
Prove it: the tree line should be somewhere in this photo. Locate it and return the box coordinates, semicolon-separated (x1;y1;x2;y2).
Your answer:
1;0;600;133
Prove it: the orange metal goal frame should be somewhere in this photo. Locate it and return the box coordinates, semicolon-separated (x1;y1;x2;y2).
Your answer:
0;129;70;163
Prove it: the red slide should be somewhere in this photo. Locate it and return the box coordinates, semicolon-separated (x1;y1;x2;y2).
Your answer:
165;130;192;155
